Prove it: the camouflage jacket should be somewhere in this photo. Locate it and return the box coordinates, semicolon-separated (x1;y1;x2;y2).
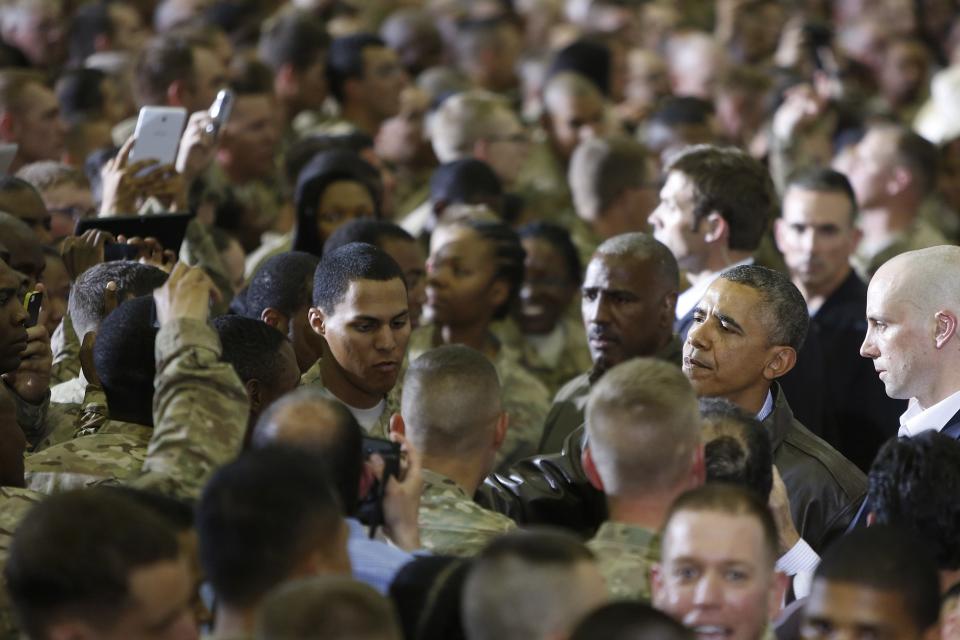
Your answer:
492;315;592;399
418;469;516;557
407;326;551;472
587;521;661;602
0;487;44;640
23;319;247;500
50;313;80;386
300;360;400;439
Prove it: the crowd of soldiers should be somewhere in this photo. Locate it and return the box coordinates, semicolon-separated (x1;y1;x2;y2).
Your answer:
0;0;960;638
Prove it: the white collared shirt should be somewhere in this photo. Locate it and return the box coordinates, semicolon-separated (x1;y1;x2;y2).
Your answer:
675;258;755;321
898;389;960;437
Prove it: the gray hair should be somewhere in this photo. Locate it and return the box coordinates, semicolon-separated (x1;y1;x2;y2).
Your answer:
719;264;808;351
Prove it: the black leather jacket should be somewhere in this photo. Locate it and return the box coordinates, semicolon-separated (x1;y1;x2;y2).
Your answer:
479;383;868;552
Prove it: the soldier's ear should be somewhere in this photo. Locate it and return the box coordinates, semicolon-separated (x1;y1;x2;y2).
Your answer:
261;307;289;333
307;306;326;337
762;346;796;381
492;412;508;451
582;445;604;491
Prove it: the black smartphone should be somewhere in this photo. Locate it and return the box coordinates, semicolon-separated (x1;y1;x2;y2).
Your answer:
356;436;401;537
23;291;41;327
103;243;140;261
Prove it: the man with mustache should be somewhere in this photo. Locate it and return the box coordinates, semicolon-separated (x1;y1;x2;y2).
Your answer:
774;168;905;471
538;232;680;453
683;264;866;551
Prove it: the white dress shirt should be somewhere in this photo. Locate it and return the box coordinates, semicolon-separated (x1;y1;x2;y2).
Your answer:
898;389;960;438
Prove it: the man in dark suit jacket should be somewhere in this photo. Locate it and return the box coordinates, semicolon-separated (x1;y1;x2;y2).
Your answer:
774;168;906;470
861;245;960;441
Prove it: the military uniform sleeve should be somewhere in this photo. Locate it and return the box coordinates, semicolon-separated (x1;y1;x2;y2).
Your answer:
179;218;235;315
50;313;81;385
496;366;551;472
134;317;247;499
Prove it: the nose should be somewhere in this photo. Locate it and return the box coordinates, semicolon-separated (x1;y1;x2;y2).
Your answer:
686;316;711;350
860;326;878;359
374;323;398;352
583;293;610;325
648;204;663;228
799;228;817;253
692;573;723;607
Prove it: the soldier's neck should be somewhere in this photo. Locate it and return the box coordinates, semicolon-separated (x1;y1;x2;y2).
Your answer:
422;455;486;497
607;492;681;532
319;355;385;410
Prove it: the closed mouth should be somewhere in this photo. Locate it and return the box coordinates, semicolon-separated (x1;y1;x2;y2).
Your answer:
683;355;712;369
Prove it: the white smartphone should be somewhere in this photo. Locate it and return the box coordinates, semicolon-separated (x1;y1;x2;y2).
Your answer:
130;106;188;165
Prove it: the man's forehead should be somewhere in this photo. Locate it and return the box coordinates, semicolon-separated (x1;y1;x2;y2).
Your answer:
665;510;766;562
703;278;759;307
335;277;407;312
782;188;853;223
586;252;655;285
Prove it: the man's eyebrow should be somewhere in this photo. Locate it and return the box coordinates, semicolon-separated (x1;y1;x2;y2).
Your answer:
715;311;744;333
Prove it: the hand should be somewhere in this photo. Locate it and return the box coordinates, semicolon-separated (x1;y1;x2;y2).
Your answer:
99;136;163;216
2;319;53;405
60;229;115;281
769;465;801;555
176;111;218;184
771;83;827;141
117;235;177;272
378;432;423;551
153;262;220;326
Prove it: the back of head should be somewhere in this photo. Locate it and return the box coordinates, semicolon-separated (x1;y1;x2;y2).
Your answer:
54;67;109;124
812;525;940;632
134;35;194;107
198;445;345;610
67;2;111;65
719;264;808;351
594;232;680;298
323;219;414;256
69;260;168;340
430;158;503;208
402;345;501;457
211;315;289;384
16;160;87;195
326;33;384;105
587;358;700;496
430;90;513;162
4;488;179;640
312;242;404;314
255;575;401;640
0;69;41;114
284;132;375;185
252;386;364;515
570;602;696;640
0;175;44;215
665;145;774;253
462;528;602;640
92;295;159;425
868;431;960;570
569;136;649;221
244;251;318;319
873;122;939;196
258;9;329;73
547;39;611;97
699;397;773;501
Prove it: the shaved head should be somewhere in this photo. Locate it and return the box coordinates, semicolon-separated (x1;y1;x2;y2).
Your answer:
862;245;960;408
586;358;700;495
401;345;502;457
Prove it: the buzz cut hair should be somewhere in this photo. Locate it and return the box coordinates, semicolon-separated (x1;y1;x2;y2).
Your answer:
312;242;405;314
719;264;808;351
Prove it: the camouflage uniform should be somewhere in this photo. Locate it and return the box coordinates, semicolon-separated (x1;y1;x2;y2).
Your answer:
0;487;44;639
244;231;292;281
407;326;551;471
300;360;401;439
418;469;516;557
24;319;247;501
587;521;661;602
538;336;683;454
492;315;592;398
12;392;80;453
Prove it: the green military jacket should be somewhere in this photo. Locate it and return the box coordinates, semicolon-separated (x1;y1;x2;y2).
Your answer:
587;521;661;602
